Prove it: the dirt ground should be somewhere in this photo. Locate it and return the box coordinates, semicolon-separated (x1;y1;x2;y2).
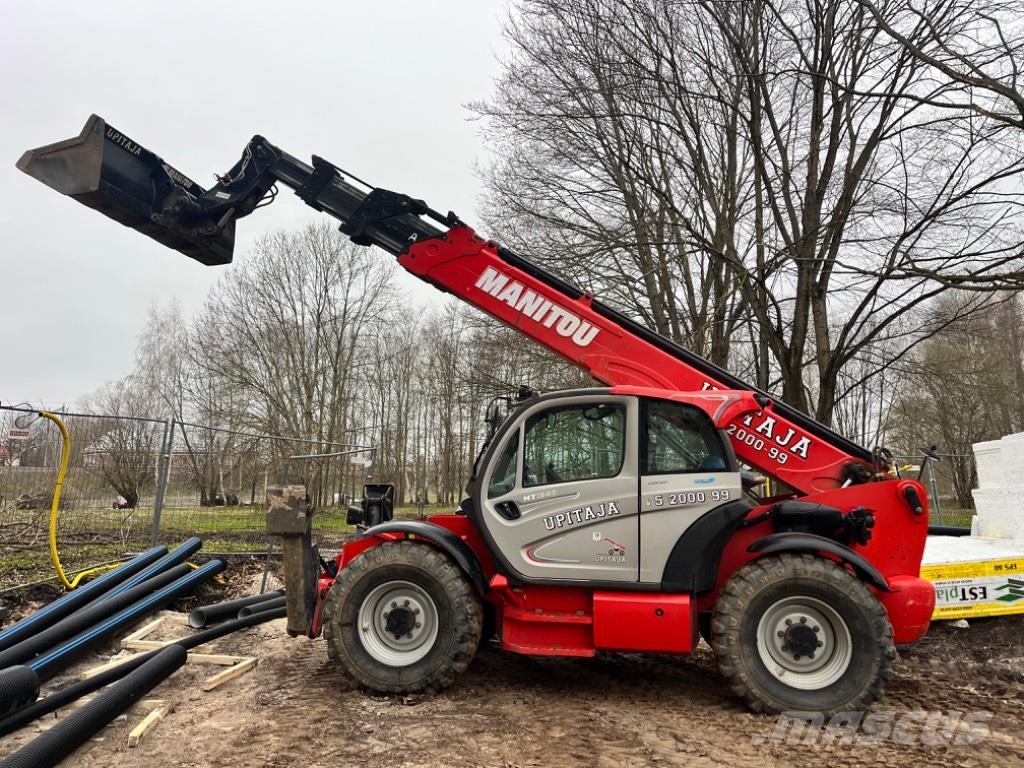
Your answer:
2;574;1023;768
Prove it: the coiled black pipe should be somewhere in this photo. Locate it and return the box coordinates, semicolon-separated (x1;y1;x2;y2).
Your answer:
0;607;286;738
0;667;38;721
188;588;285;628
94;537;203;603
0;564;191;670
237;595;287;618
0;645;187;768
0;545;168;655
29;559;226;682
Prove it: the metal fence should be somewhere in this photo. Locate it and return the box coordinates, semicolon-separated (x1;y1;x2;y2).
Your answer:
893;452;978;526
0;405;374;592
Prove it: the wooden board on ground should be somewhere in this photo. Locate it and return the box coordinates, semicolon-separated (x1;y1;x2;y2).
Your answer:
202;657;257;691
128;703;174;747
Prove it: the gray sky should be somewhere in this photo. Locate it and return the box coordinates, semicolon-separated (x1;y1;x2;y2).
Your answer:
0;0;508;408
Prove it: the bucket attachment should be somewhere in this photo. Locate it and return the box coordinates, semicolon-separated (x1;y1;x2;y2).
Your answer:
17;115;236;265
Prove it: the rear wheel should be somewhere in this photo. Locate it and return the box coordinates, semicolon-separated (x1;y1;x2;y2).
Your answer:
323;540;483;694
712;553;894;715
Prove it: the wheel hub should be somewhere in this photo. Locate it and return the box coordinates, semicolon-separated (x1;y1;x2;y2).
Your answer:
755;596;853;690
784;623;820;658
358;581;438;666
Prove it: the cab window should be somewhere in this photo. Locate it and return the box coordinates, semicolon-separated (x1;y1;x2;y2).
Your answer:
487;430;519;499
643;400;728;474
523;403;625;487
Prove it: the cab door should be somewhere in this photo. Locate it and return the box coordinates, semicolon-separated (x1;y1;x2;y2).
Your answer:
638;398;743;583
480;394;639;583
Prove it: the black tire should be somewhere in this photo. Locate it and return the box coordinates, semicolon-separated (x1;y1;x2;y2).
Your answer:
323;540;482;694
711;553;894;715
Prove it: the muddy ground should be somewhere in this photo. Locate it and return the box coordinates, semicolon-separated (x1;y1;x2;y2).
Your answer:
1;571;1022;768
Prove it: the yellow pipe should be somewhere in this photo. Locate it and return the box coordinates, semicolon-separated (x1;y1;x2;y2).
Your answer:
39;411;119;590
40;411;74;590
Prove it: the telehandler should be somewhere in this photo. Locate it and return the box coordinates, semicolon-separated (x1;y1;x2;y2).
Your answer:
19;116;934;714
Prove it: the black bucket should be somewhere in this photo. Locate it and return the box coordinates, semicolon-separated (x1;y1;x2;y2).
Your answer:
17;114;235;265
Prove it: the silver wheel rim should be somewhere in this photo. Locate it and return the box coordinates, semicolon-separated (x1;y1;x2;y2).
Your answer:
357;580;439;666
755;595;852;690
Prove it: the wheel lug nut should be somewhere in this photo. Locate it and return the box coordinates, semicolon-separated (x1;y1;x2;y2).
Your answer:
793;654;801;660
406;633;413;639
413;608;420;615
799;617;806;624
782;644;789;651
813;626;819;633
415;622;421;628
403;599;410;607
777;631;784;638
391;601;398;608
817;641;823;647
785;619;792;626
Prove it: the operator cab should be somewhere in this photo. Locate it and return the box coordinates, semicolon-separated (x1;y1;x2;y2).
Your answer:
472;387;760;585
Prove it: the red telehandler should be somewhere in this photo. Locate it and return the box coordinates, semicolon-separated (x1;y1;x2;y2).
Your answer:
19;116;935;714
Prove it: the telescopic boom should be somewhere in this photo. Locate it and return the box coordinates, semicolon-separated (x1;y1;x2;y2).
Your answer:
18;115;880;494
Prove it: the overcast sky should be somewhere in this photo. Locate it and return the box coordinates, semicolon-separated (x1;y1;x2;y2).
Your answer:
0;1;509;409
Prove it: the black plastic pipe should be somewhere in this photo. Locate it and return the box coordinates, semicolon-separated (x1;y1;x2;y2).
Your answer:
0;645;187;768
0;564;192;671
237;595;287;619
0;667;39;721
928;525;972;537
0;607;286;738
95;537;203;603
0;546;168;655
188;588;285;628
29;559;226;681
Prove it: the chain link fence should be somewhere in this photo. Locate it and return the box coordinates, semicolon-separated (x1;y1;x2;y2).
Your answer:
0;405;374;592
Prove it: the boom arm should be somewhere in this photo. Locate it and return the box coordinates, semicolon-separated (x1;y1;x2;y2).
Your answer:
18;115;880;494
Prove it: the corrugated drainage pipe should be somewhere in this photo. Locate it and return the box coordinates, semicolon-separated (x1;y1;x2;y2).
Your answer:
0;645;187;768
188;588;285;628
0;546;168;655
0;668;38;722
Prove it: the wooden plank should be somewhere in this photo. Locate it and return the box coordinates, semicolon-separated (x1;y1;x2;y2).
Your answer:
186;652;250;666
124;638;214;653
67;696;165;710
81;650;248;679
127;703;173;747
122;616;165;644
202;657;257;691
81;653;146;679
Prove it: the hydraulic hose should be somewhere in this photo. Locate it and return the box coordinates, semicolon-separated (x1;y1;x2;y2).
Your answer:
188;588;285;628
0;606;286;738
29;559;226;682
0;545;168;655
237;595;287;618
94;537;203;603
0;564;192;670
0;645;187;768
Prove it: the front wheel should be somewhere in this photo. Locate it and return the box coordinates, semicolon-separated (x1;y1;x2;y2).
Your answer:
323;540;483;694
712;553;895;715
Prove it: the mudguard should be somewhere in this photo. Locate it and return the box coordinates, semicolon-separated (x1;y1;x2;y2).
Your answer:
362;520;488;595
748;531;891;592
